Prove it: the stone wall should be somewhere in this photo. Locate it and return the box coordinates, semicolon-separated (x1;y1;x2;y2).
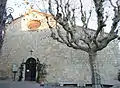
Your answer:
0;16;120;84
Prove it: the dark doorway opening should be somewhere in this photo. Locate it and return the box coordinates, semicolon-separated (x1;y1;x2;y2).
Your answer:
25;57;36;81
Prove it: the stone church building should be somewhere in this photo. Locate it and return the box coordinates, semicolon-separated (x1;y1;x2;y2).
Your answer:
0;10;120;85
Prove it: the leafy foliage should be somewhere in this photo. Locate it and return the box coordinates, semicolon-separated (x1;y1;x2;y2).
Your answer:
36;58;47;83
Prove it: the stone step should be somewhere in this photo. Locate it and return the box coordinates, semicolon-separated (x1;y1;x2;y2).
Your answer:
58;81;85;87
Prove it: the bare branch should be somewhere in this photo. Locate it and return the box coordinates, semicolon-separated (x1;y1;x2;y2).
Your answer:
64;0;71;21
109;0;120;34
48;0;54;16
65;32;89;51
60;0;65;17
69;42;89;51
73;39;89;52
79;0;92;42
54;0;60;15
79;0;93;29
46;16;53;29
48;0;92;52
79;0;86;26
93;0;106;39
103;15;108;23
57;26;70;45
109;0;116;8
70;9;76;27
86;10;92;28
95;0;120;52
46;15;66;44
63;26;90;50
96;33;118;51
51;32;64;43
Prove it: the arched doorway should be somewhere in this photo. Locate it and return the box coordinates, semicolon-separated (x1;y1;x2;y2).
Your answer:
25;57;36;81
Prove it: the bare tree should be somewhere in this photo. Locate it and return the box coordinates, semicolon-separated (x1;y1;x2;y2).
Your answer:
47;0;120;88
0;0;7;50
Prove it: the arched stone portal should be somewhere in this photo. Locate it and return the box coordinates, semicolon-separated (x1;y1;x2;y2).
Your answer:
25;57;36;81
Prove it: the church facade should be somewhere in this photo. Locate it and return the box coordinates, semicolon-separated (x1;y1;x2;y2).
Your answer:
0;10;120;84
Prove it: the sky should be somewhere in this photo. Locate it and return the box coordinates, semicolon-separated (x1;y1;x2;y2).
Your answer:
6;0;120;48
6;0;49;18
6;0;116;32
6;0;119;33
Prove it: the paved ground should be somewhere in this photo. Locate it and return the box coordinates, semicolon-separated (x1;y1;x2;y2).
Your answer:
0;80;40;88
0;80;83;88
0;79;118;88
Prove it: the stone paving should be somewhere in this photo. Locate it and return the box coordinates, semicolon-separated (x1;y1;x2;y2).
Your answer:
0;80;39;88
0;80;83;88
0;79;118;88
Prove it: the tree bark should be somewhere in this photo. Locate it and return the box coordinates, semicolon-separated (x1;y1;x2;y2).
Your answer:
89;52;102;88
0;0;7;50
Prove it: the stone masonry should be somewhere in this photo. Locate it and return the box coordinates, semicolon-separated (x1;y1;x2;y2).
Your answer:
0;11;120;84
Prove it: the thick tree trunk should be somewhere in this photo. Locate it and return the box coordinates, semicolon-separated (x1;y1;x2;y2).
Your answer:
0;0;7;50
89;52;102;88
